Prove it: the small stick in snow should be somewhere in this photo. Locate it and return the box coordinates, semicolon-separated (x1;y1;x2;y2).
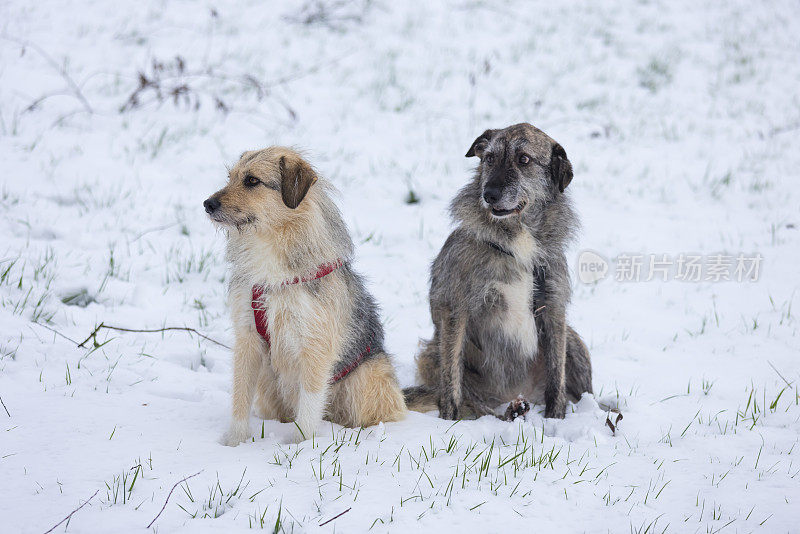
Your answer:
147;470;203;529
42;489;99;534
319;507;351;527
605;411;623;435
31;321;82;346
0;395;9;417
79;323;230;350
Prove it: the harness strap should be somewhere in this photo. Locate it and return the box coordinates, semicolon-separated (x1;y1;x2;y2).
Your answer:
250;259;370;384
330;344;371;383
251;284;270;344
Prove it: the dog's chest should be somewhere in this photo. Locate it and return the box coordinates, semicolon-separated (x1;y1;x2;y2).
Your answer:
255;287;317;354
486;271;538;357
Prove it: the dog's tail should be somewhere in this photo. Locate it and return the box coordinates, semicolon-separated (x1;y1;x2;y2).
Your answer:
403;385;438;412
404;338;440;412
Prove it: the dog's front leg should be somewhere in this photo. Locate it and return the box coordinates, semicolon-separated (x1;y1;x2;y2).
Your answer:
437;312;467;420
536;305;567;419
256;361;292;422
292;382;328;443
221;329;264;446
278;326;335;442
289;350;331;443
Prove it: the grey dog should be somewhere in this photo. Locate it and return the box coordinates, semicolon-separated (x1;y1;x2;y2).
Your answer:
405;123;592;420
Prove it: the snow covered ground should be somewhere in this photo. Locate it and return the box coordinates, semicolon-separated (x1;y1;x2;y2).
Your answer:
2;0;799;532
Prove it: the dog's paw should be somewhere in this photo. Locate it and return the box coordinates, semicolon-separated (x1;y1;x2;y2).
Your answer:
544;403;566;419
220;430;250;447
285;423;316;444
283;432;304;445
437;398;460;420
219;421;251;447
254;405;273;420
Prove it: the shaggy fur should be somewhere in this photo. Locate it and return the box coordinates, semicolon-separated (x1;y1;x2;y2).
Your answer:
404;124;593;420
205;147;406;445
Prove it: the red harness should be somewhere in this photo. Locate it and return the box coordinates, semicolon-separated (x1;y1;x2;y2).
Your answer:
251;259;371;384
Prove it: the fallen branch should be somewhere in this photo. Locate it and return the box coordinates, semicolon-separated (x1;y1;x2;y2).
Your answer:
42;489;99;534
78;322;230;350
0;395;9;417
147;470;203;529
319;507;351;527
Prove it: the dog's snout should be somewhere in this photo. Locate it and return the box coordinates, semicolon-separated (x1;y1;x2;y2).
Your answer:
483;187;501;205
204;197;221;214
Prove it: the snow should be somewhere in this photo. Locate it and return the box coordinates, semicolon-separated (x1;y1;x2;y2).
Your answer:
1;0;799;532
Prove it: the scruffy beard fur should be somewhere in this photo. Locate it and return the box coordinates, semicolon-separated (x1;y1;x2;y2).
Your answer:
450;172;571;269
206;147;406;446
209;213;257;232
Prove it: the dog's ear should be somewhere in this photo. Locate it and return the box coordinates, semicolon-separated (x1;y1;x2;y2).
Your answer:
279;155;317;209
550;143;573;193
238;150;259;164
465;129;495;158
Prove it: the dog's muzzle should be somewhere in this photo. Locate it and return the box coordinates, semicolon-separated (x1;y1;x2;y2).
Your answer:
485;198;527;218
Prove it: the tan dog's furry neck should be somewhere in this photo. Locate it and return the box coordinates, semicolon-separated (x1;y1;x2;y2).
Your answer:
226;181;354;288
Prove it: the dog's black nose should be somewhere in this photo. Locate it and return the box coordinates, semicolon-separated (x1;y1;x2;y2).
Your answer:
204;197;221;213
483;187;501;205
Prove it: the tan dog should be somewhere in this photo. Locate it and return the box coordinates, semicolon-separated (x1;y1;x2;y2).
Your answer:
204;147;406;445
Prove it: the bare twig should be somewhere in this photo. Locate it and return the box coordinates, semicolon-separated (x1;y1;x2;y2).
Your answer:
129;221;180;243
319;507;351;527
78;322;230;350
3;36;93;114
31;321;82;346
147;471;203;529
42;489;99;534
120;51;352;116
0;395;9;417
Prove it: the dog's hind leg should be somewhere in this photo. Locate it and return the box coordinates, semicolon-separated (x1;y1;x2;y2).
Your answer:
565;325;593;402
330;355;406;427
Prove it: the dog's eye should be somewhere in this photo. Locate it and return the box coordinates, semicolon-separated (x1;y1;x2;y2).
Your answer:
518;154;531;165
243;175;260;187
484;154;495;164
